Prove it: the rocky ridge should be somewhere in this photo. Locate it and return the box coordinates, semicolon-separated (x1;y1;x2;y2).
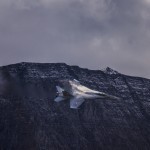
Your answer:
0;62;150;150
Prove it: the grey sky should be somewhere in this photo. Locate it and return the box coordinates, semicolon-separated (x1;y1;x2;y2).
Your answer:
0;0;150;78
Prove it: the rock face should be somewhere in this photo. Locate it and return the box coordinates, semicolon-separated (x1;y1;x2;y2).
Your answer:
0;62;150;150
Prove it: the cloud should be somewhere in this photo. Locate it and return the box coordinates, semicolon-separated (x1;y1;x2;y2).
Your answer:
0;0;150;78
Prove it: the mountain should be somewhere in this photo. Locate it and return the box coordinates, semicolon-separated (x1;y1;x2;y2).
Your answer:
0;62;150;150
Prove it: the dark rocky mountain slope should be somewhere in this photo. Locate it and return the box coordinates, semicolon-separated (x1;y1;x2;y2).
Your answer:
0;62;150;150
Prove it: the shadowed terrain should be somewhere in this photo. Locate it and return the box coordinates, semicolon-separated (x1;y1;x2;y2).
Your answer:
0;62;150;150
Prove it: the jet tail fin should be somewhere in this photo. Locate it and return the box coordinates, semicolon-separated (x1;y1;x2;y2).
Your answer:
54;96;65;102
56;86;64;96
55;86;66;102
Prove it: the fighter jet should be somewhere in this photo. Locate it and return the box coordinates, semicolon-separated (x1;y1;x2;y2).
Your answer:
54;79;120;109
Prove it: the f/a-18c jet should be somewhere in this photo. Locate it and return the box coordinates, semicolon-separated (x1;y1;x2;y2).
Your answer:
54;79;120;109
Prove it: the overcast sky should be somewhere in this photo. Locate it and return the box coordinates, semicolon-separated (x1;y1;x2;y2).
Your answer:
0;0;150;78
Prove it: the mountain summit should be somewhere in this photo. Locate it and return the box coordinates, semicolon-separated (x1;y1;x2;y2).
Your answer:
0;62;150;150
103;67;119;75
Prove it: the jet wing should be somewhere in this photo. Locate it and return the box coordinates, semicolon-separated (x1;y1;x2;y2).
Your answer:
70;97;85;109
72;79;80;85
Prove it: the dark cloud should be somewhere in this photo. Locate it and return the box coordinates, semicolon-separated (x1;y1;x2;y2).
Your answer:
0;0;150;78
